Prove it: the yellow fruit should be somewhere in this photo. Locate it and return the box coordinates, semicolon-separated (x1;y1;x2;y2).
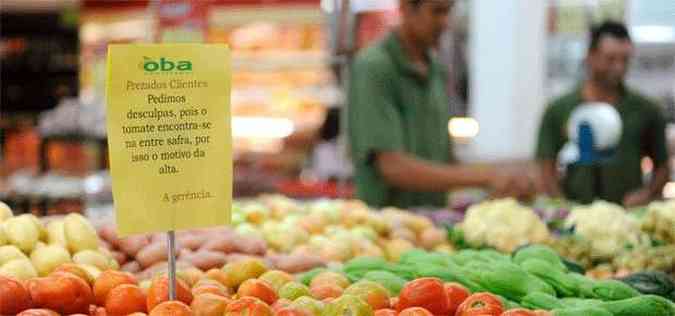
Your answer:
63;213;99;253
77;263;102;280
46;220;68;247
2;216;39;253
0;258;38;280
221;258;268;288
30;244;72;276
0;225;6;246
0;245;28;265
22;214;48;242
0;202;12;222
73;250;109;271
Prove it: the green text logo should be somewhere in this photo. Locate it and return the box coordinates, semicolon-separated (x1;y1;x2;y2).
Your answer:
142;56;192;72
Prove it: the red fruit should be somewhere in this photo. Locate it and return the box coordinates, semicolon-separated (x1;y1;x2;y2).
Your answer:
444;282;470;315
0;275;33;315
225;296;272;316
399;307;433;316
455;292;503;316
16;309;60;316
374;308;397;316
275;307;311;316
27;274;94;314
397;278;450;314
271;298;292;312
310;283;343;300
501;308;537;316
237;279;278;305
146;275;193;311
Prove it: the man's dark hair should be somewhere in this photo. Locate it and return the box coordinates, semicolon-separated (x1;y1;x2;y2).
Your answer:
589;21;632;52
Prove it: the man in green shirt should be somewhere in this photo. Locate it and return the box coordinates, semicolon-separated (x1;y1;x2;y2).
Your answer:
536;21;670;206
348;0;530;208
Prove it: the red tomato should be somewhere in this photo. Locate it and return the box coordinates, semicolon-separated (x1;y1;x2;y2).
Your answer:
501;308;537;316
397;278;450;315
444;282;470;315
374;308;398;316
399;307;434;316
455;292;503;316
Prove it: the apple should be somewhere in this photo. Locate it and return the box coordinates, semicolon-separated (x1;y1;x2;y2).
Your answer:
46;220;68;247
30;244;72;276
0;202;12;222
72;250;109;271
63;214;99;254
0;245;28;265
0;258;38;280
2;216;39;253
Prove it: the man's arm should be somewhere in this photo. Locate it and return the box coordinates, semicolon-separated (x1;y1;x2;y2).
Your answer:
540;159;562;197
376;151;531;197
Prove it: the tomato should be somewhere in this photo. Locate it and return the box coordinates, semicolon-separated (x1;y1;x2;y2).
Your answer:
399;307;434;316
397;278;450;315
501;308;537;316
444;282;470;315
374;308;397;316
455;292;503;316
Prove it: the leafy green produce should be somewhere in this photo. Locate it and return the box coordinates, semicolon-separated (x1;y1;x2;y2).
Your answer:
520;258;579;297
552;307;613;316
480;261;556;302
590;279;641;301
520;292;565;310
362;270;406;295
513;245;567;271
599;295;675;316
618;271;675;299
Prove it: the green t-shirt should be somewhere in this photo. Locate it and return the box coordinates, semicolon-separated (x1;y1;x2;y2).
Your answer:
347;32;452;208
536;85;669;204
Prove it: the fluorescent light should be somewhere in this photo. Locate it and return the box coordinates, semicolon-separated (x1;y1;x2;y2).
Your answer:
631;25;675;43
448;117;480;138
232;116;295;139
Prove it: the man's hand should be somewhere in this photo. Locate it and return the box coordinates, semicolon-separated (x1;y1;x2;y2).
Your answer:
490;171;535;201
623;188;653;208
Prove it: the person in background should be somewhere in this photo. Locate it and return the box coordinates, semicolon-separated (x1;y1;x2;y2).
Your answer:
536;21;670;207
348;0;532;209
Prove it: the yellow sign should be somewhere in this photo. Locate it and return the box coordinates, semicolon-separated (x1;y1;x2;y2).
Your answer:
106;44;231;236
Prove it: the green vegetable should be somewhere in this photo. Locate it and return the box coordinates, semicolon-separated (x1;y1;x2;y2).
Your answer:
567;273;598;299
451;249;481;266
513;245;567;271
559;297;602;309
590;279;641;301
399;249;451;266
480;261;556;302
552;307;613;316
477;249;511;262
520;292;565;310
413;262;485;293
343;257;389;280
520;258;579;297
618;271;675;299
362;270;406;295
599;295;675;316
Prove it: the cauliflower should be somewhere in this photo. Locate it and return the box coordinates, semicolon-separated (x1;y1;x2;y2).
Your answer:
461;199;550;252
565;201;648;259
641;200;675;243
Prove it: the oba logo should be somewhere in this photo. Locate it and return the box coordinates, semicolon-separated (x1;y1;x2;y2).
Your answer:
141;56;192;72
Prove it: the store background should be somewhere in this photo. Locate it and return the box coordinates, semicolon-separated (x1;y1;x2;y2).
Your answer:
1;0;674;215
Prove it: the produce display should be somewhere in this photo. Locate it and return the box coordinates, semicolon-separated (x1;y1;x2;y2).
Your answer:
641;200;675;244
459;199;551;252
0;204;117;281
2;246;674;316
95;196;453;280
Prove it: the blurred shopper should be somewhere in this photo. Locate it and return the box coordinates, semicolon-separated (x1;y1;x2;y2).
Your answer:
348;0;531;208
537;21;670;207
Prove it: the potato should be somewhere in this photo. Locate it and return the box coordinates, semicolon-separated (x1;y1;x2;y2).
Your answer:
72;249;109;271
111;250;127;265
31;244;72;276
0;245;28;265
63;213;99;253
200;233;238;253
118;235;151;257
180;249;227;271
136;241;168;268
268;254;325;274
0;258;38;280
0;201;12;222
46;220;68;248
177;233;207;250
97;223;121;248
121;260;142;273
2;216;39;253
